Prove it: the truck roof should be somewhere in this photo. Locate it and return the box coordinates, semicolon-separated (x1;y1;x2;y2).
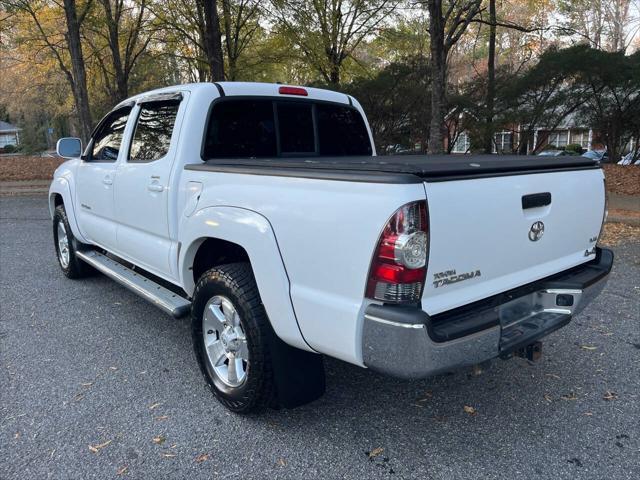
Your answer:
115;82;351;109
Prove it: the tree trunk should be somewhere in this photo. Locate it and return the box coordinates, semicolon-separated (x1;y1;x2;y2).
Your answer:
329;62;340;85
221;0;236;80
483;0;496;154
202;0;225;81
63;0;92;142
428;0;446;154
100;0;128;101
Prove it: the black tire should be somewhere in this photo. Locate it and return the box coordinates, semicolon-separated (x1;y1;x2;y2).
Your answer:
53;204;92;279
191;263;275;413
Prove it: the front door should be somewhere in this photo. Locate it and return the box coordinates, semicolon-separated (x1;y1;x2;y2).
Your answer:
113;96;183;278
75;106;132;250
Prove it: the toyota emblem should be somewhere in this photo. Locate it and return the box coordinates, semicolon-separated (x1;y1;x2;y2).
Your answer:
528;221;545;242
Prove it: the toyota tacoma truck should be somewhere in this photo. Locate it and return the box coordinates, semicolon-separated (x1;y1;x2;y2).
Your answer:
50;82;613;413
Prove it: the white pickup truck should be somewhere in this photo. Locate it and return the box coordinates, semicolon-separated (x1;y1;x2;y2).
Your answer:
50;82;612;412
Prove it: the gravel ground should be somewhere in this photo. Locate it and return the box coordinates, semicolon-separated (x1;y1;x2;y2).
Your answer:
1;196;639;480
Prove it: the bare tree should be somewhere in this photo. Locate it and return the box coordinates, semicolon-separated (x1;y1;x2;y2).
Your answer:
200;0;225;80
221;0;260;80
424;0;482;153
82;0;154;102
151;0;224;81
270;0;399;85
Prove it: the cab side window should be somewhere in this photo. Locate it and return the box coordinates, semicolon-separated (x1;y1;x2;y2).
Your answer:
90;107;132;161
129;100;180;162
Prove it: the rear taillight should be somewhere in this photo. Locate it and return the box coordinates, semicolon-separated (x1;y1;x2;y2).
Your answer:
365;201;428;303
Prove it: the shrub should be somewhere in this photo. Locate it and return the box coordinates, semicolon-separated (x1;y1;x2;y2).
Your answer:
565;143;584;154
2;144;17;153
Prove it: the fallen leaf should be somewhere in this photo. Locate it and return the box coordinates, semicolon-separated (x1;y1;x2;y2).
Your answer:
116;465;128;475
545;373;561;379
162;453;176;458
368;447;384;458
88;440;112;453
463;405;477;415
80;382;93;387
195;453;209;463
149;402;163;410
152;436;166;445
603;391;618;401
584;412;593;416
580;345;597;351
277;458;286;467
561;393;578;401
417;391;433;402
14;432;20;439
154;415;169;421
543;393;553;402
109;366;118;371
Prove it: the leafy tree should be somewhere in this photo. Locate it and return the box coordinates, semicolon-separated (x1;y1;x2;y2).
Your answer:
4;0;94;141
336;57;431;153
270;0;400;85
573;47;640;161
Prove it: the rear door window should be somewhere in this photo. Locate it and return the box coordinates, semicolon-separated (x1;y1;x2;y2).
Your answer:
129;100;180;162
203;98;371;159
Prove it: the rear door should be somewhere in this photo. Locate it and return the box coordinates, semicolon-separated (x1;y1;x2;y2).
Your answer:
113;93;185;279
76;106;132;250
422;168;606;315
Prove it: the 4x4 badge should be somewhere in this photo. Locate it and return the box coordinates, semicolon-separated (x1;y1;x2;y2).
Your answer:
529;221;545;242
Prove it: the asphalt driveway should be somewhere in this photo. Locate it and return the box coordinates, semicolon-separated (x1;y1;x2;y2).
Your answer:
1;196;639;479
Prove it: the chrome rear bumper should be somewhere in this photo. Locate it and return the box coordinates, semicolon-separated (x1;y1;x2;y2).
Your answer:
362;248;613;379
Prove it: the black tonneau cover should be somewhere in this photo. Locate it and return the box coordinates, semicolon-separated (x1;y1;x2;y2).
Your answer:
186;155;600;183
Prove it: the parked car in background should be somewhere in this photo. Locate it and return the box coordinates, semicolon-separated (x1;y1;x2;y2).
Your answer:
582;149;608;162
49;82;613;413
537;149;579;157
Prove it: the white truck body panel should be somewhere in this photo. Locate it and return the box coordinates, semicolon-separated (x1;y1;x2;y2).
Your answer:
49;82;609;377
422;169;605;314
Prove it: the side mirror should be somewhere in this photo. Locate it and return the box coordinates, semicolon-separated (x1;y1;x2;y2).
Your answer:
56;137;82;159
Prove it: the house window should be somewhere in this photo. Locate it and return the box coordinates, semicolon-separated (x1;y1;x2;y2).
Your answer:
493;131;512;153
452;132;470;153
574;130;590;148
0;133;17;147
548;131;568;148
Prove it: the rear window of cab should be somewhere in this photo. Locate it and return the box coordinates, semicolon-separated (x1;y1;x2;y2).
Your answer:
202;98;372;159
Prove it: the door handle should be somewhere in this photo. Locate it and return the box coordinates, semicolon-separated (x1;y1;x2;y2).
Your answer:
102;176;113;186
522;192;551;209
147;183;164;193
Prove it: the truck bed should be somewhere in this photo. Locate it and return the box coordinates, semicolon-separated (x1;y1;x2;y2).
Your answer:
186;155;600;183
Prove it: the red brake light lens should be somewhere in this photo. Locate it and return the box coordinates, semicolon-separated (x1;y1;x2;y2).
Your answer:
365;201;429;303
278;86;308;96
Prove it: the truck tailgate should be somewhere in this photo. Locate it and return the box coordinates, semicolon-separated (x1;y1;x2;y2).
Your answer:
422;168;606;315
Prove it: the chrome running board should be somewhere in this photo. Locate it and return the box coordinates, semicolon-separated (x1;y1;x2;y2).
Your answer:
76;250;191;318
